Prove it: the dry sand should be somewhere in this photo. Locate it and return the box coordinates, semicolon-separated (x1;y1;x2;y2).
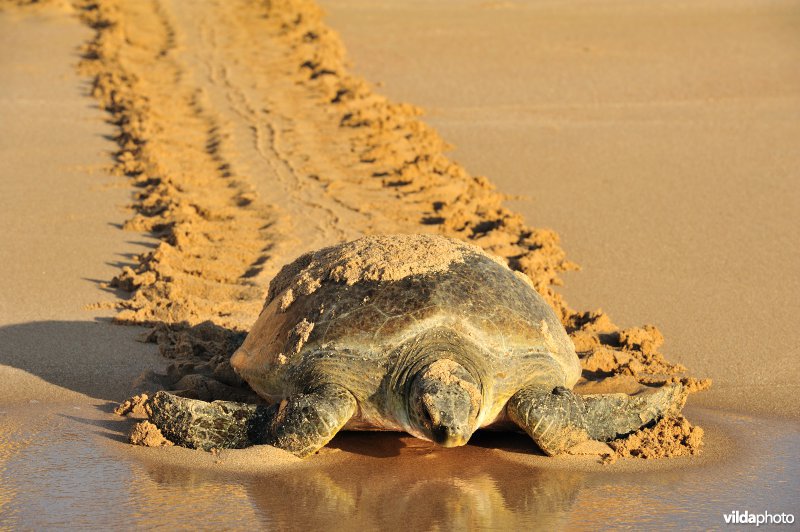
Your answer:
1;0;798;528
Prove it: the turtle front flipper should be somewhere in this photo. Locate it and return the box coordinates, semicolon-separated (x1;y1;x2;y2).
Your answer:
148;391;274;450
263;384;357;458
148;385;358;457
506;383;686;455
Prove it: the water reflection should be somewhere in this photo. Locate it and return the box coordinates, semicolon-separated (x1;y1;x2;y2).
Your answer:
2;405;797;529
131;411;799;529
141;432;584;530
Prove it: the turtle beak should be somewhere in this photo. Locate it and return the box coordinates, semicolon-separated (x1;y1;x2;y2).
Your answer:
431;423;469;447
424;400;471;447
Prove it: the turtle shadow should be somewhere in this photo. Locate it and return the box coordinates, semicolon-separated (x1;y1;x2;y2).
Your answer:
59;410;136;444
469;429;546;456
0;319;164;403
326;428;545;459
327;431;408;458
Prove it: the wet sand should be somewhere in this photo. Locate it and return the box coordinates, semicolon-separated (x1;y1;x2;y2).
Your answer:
1;0;798;528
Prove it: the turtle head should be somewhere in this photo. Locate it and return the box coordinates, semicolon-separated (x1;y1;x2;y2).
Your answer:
407;359;481;447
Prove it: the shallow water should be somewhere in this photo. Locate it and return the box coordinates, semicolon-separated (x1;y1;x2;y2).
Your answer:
1;404;797;529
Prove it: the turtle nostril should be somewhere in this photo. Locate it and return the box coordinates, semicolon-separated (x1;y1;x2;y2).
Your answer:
432;425;449;444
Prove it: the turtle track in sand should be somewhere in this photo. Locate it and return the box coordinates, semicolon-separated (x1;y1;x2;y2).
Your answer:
77;0;708;458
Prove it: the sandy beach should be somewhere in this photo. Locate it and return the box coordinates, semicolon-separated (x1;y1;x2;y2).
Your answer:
1;0;798;528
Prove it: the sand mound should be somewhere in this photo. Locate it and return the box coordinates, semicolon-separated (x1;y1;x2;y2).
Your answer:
266;233;502;310
129;420;174;447
610;416;705;460
82;0;708;459
114;393;150;417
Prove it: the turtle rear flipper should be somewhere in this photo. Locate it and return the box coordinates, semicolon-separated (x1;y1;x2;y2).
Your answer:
506;383;686;455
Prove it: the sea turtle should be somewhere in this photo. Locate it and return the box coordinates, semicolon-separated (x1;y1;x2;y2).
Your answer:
147;234;684;457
